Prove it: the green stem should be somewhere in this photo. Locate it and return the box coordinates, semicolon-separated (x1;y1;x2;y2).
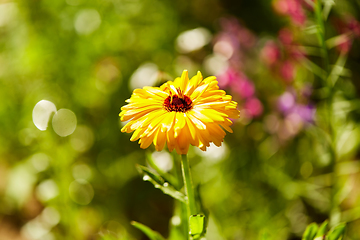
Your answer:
314;0;330;76
314;0;338;225
181;154;197;216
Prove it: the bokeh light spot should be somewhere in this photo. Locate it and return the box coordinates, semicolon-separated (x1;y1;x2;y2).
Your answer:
32;100;57;131
171;216;181;226
195;143;228;163
6;164;36;207
176;28;212;53
74;9;101;35
41;207;61;228
203;54;228;76
72;163;92;180
70;125;94;152
213;41;234;59
29;152;50;172
151;151;173;172
52;109;77;137
36;179;59;202
129;62;158;89
69;179;94;205
21;220;50;240
174;56;197;74
0;2;17;27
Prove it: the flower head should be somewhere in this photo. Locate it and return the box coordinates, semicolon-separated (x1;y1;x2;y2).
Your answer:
120;70;240;154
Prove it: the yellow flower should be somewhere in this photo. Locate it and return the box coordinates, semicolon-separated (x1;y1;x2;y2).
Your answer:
120;70;240;154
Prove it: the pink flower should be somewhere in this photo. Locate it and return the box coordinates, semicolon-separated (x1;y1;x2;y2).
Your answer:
217;68;241;89
279;28;294;45
274;0;290;15
289;8;306;26
273;0;307;26
278;91;296;113
218;68;255;99
261;41;281;66
244;98;263;117
337;36;352;54
277;88;316;124
234;77;255;99
346;17;360;37
280;61;295;82
332;16;360;53
218;17;256;49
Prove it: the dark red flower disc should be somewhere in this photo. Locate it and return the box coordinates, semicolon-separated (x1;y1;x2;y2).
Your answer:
164;95;192;112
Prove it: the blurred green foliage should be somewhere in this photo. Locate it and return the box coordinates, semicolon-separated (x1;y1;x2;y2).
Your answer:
1;0;360;239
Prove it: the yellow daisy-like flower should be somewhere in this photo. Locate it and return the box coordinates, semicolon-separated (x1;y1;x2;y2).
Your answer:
120;70;240;154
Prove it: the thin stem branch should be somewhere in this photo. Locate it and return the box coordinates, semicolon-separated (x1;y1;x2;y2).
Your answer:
314;0;330;76
314;0;339;226
181;154;197;216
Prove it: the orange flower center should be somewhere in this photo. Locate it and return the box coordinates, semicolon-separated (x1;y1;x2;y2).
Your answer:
164;94;192;112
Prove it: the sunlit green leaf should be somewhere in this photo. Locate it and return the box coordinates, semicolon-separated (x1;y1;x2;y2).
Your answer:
189;214;205;239
326;34;351;50
146;151;179;188
327;223;346;240
137;165;186;203
322;0;335;20
327;53;348;86
300;57;327;80
302;223;318;240
131;221;166;240
315;220;328;237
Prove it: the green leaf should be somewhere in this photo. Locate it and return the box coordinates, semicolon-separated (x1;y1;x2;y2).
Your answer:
189;214;205;239
131;221;166;240
322;0;334;20
137;165;165;184
315;220;328;237
327;53;349;87
302;223;318;240
300;57;327;81
327;223;346;240
137;165;186;203
146;152;179;188
326;34;350;50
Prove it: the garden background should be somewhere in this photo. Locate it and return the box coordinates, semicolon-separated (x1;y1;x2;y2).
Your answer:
1;0;360;239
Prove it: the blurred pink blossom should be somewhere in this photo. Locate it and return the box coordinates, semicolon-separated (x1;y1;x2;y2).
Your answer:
244;98;263;117
217;68;241;89
293;104;316;123
278;28;294;45
280;61;295;82
261;41;281;66
278;28;306;60
273;0;307;26
277;88;315;124
277;91;296;113
218;17;257;49
332;16;360;53
337;37;352;54
213;18;262;118
261;28;305;82
234;77;255;99
345;17;360;37
300;83;313;98
218;68;255;99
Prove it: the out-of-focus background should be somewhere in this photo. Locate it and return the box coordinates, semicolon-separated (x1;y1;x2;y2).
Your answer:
1;0;360;239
